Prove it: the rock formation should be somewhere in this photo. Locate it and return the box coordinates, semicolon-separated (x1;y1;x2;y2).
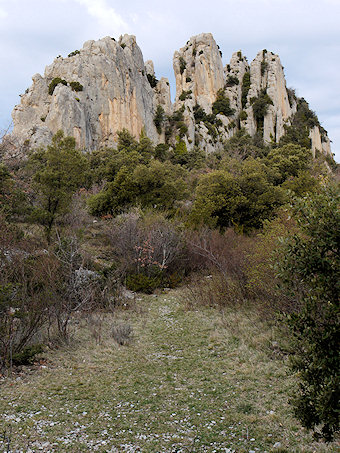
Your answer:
9;33;332;158
11;35;165;150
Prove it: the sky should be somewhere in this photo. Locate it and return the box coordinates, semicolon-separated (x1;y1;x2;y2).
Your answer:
0;0;339;160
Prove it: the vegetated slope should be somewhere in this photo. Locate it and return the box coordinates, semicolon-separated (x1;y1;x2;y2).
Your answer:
0;288;337;452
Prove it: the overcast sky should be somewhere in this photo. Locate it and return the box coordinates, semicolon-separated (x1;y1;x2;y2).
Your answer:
0;0;339;160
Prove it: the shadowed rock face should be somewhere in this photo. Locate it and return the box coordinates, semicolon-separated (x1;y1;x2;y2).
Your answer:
10;33;331;157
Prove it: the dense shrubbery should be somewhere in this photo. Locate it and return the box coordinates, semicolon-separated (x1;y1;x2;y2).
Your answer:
48;78;83;95
0;219;108;371
0;119;337;416
276;185;340;441
280;98;324;149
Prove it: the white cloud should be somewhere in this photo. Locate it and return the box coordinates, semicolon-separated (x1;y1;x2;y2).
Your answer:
74;0;129;34
0;4;7;19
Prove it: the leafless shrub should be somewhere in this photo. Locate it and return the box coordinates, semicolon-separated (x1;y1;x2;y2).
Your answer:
86;312;105;344
184;227;253;306
104;209;186;286
0;220;58;371
111;323;133;346
61;190;93;235
50;233;108;342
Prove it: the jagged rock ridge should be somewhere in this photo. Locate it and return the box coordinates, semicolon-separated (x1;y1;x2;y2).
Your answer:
9;33;331;157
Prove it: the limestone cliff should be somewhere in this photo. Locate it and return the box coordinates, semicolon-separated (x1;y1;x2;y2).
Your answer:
9;33;331;158
11;35;164;150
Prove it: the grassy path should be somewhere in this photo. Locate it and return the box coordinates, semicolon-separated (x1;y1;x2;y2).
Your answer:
0;289;335;452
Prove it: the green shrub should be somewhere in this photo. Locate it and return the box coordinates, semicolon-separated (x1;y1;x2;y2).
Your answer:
193;104;207;123
12;344;44;366
186;77;192;82
179;90;192;101
68;50;80;57
179;56;186;74
261;60;268;76
251;91;273;129
239;110;248;121
48;77;67;95
225;75;239;87
70;81;83;92
126;273;161;294
147;73;158;88
276;185;340;441
120;43;126;49
261;49;268;76
212;89;235;117
241;72;251;108
154;105;165;134
280;98;323;148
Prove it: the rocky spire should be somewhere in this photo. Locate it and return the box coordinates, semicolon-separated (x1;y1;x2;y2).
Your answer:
9;33;332;159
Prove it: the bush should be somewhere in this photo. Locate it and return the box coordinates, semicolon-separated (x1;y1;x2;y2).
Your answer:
12;344;44;366
111;323;133;346
179;56;186;74
241;72;251;108
225;75;239;87
179;90;192;101
251;91;273;129
48;77;67;95
212;89;235;117
154;105;165;134
104;210;186;292
126;273;161;293
70;81;83;92
239;110;248;121
68;50;80;57
276;185;340;441
147;73;158;88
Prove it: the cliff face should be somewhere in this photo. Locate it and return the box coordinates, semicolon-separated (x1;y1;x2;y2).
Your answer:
11;35;163;150
10;33;331;157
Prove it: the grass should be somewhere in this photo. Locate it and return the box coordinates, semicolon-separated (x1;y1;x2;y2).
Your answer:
0;287;338;452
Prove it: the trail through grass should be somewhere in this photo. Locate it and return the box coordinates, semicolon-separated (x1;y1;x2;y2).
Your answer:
0;289;336;452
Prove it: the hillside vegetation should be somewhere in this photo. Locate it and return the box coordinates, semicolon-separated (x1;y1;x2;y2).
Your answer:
0;127;339;449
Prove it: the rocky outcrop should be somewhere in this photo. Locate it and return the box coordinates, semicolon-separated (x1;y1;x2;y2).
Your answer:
11;35;163;150
242;50;295;142
9;33;331;158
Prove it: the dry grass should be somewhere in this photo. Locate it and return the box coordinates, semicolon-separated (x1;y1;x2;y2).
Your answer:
0;288;338;452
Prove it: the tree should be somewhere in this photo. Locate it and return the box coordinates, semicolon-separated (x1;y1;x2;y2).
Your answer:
190;170;245;229
276;184;340;441
0;164;27;220
265;144;312;184
190;161;286;231
30;131;88;242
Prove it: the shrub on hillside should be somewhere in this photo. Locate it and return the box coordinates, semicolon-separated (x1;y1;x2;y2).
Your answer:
276;185;340;441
